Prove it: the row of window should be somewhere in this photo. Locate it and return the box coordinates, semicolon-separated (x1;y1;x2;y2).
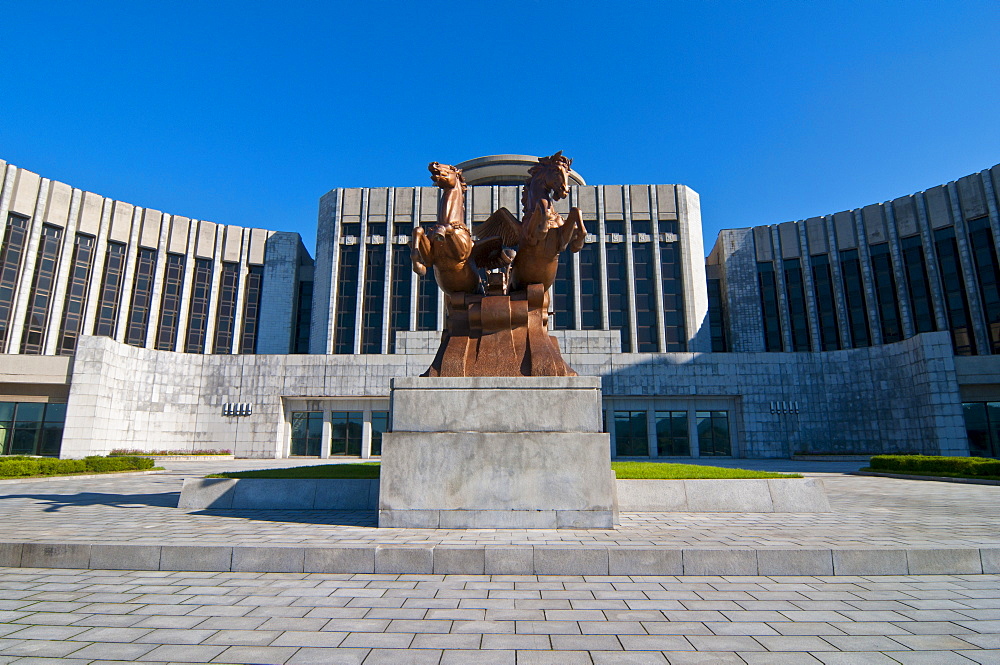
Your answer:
290;410;389;456
0;214;265;354
611;409;731;458
0;402;66;457
755;220;999;354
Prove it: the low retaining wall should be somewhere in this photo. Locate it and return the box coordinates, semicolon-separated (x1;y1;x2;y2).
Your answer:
179;477;830;513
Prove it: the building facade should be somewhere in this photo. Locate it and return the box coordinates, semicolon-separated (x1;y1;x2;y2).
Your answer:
1;155;998;460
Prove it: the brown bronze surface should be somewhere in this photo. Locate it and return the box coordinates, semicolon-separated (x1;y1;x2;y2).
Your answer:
411;154;586;377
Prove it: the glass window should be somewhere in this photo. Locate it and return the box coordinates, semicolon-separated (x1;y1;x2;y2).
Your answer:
370;411;389;456
2;402;64;457
552;250;576;331
335;245;360;352
606;244;631;352
934;228;974;355
290;411;323;456
94;242;127;338
185;258;213;353
614;410;648;457
707;278;728;352
757;262;783;351
155;254;186;351
962;401;1000;458
839;249;871;348
659;238;685;350
697;411;731;456
361;245;386;353
869;244;903;344
783;258;811;351
0;214;30;350
632;243;658;351
331;411;363;456
20;224;64;354
292;278;312;354
900;236;936;334
967;218;1000;353
388;245;411;351
655;410;689;456
810;254;841;351
57;234;96;355
241;265;265;354
578;242;602;330
124;248;157;347
212;262;240;354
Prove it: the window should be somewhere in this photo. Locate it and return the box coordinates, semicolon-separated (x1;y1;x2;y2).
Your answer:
659;229;685;350
697;411;731;456
335;245;360;352
155;254;185;351
291;278;311;354
783;258;811;351
900;237;936;334
57;234;96;355
290;411;323;456
0;214;30;350
370;411;389;456
212;262;240;354
20;224;64;354
810;255;841;351
707;278;728;352
552;250;575;331
94;242;127;338
967;218;1000;352
757;262;783;351
124;248;157;347
388;245;411;351
606;243;631;351
632;242;658;351
655;411;689;456
839;249;871;348
614;410;648;456
331;411;363;456
578;242;602;330
361;245;386;353
0;402;66;457
934;228;974;355
184;258;213;353
240;265;264;354
869;244;902;344
963;402;1000;458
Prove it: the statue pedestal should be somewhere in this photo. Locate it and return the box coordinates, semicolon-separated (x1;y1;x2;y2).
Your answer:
378;377;616;529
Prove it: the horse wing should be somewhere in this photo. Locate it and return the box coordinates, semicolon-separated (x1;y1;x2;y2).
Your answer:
474;207;521;247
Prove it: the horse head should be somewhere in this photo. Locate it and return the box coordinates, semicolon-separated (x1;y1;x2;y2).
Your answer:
429;162;467;192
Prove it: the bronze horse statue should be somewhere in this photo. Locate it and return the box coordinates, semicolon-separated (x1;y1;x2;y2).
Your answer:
475;151;587;293
410;162;479;298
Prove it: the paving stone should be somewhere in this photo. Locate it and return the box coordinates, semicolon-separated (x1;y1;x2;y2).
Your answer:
231;547;305;573
440;649;515;664
515;651;593;664
534;548;608;576
608;548;682;575
657;653;745;664
683;550;757;576
907;549;984;575
758;549;835;576
19;545;91;570
66;642;159;660
89;545;161;571
434;547;486;575
590;653;668;664
158;547;232;573
832;550;908;576
375;548;433;575
210;645;299;663
286;647;369;664
304;547;376;574
363;648;442;664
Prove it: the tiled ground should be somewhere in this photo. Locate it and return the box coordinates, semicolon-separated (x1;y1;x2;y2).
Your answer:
0;460;997;549
0;568;997;664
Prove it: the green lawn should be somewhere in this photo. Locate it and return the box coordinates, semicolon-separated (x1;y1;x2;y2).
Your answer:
208;461;799;480
861;467;1000;482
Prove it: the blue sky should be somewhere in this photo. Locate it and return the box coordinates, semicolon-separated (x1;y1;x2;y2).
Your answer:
2;2;998;255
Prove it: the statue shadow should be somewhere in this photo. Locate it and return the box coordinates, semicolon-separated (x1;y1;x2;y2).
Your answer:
187;509;378;528
0;491;180;512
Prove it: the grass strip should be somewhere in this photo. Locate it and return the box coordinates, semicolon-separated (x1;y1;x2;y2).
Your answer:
208;461;798;480
869;454;1000;477
860;467;1000;482
0;455;160;479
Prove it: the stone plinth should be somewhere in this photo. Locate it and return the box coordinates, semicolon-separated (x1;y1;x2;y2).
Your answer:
378;377;615;529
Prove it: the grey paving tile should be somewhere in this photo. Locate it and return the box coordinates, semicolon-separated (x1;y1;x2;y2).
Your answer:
480;634;550;650
657;653;745;664
134;628;218;645
286;647;370;664
813;654;901;665
66;642;159;660
883;651;984;664
589;653;668;665
440;649;515;664
409;633;481;649
515;651;593;664
339;632;414;649
362;648;442;664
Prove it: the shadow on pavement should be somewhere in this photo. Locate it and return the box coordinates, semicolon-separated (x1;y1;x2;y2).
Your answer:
189;509;378;527
0;491;180;511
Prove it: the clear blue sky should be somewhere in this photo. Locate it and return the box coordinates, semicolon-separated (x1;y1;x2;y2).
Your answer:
2;2;998;256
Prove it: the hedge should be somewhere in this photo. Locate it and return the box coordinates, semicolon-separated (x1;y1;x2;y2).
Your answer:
869;454;1000;477
0;455;156;478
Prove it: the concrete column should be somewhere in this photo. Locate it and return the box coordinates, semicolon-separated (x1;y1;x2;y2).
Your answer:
676;186;710;352
353;190;369;354
823;215;854;348
596;187;610;330
769;226;793;351
380;189;394;354
606;405;617;458
43;189;83;355
173;221;200;353
883;204;915;339
409;188;420;332
81;199;113;338
142;214;173;349
980;170;1000;347
310;189;339;354
8;179;51;351
649;187;668;352
320;412;332;459
688;408;700;457
796;221;822;351
113;207;144;343
852;209;883;346
948;182;990;354
361;413;372;460
622;187;639;352
569;188;583;330
202;224;226;352
229;227;252;354
913;194;950;331
646;408;657;458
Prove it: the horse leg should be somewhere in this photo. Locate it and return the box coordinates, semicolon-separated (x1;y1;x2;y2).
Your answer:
410;227;432;276
567;207;587;252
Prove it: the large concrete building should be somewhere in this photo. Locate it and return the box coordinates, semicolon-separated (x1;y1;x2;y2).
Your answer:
1;155;998;460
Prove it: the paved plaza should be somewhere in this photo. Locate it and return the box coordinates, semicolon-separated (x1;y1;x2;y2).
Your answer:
0;459;998;662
